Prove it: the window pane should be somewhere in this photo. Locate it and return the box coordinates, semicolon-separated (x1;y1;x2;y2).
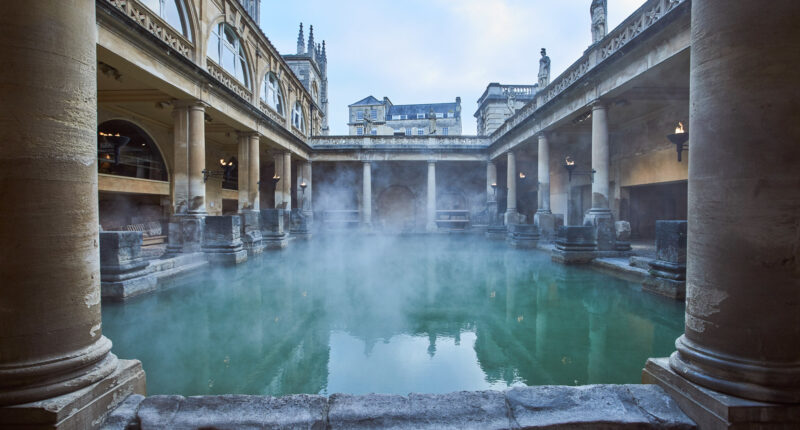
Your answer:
222;46;236;75
207;31;220;62
140;0;160;13
163;0;185;36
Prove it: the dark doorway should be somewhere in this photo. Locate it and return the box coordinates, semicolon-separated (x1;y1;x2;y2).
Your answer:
626;181;688;239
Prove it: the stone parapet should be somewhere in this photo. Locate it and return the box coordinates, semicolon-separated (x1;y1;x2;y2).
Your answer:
239;211;265;255
552;226;597;264
202;216;247;265
99;231;156;299
104;385;694;429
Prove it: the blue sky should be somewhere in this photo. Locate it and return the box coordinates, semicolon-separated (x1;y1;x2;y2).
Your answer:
260;1;646;135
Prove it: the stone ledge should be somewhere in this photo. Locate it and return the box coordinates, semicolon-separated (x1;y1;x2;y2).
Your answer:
105;384;695;430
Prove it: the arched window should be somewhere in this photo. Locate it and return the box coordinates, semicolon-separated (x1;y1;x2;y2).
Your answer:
140;0;192;41
261;73;284;115
292;102;306;132
98;120;168;181
207;23;250;88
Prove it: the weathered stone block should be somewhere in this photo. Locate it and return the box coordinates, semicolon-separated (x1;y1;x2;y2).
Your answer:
137;394;326;429
552;226;597;264
584;210;616;251
328;391;509;430
100;231;156;299
654;220;687;264
202;216;247;265
290;208;312;239
615;220;632;251
100;393;144;430
506;385;694;429
508;223;540;248
534;212;555;239
261;209;288;249
239;211;265;255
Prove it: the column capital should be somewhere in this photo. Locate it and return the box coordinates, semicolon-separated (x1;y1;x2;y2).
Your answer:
538;132;549;141
589;99;608;111
237;131;259;139
174;99;210;110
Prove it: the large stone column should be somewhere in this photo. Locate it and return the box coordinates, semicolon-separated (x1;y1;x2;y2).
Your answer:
273;152;284;208
297;161;312;214
535;133;555;238
282;152;292;210
504;151;518;225
362;161;372;228
426;161;437;232
0;0;144;424
644;1;800;426
583;102;615;250
187;103;207;215
172;104;190;213
486;160;497;203
237;133;260;212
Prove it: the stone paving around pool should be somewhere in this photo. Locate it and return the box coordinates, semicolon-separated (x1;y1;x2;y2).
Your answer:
102;384;695;429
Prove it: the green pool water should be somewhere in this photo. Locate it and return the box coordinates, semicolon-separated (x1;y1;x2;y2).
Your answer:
102;235;684;396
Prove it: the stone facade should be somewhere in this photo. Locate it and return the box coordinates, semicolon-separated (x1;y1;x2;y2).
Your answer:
348;96;462;136
475;84;537;136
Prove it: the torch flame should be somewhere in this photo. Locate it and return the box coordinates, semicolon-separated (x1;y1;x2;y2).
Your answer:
519;172;526;179
675;122;685;134
98;132;121;137
565;156;575;166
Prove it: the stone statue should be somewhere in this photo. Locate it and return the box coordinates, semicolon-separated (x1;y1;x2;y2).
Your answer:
506;92;517;116
538;48;551;88
428;107;437;134
591;0;607;44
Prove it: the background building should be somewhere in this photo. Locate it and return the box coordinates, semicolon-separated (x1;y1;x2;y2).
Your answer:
348;96;462;136
283;23;329;135
475;83;537;136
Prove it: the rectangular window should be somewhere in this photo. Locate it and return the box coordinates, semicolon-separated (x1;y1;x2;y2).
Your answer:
447;112;454;118
356;126;364;135
393;114;406;120
417;113;425;119
405;128;411;136
436;113;444;118
370;128;378;135
442;127;449;135
356;111;364;120
370;109;378;120
417;128;425;135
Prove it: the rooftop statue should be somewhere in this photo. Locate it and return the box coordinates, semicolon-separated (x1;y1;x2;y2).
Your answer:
591;0;608;44
538;48;551;88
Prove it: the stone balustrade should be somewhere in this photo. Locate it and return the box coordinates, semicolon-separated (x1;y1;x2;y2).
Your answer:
489;0;688;143
311;136;489;149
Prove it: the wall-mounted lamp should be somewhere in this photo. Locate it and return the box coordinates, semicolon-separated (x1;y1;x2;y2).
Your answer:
203;157;237;183
271;174;281;189
491;182;498;198
564;156;595;182
300;181;307;196
667;122;689;162
519;172;526;180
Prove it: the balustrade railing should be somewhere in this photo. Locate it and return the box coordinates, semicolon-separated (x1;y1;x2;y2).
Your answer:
311;136;489;148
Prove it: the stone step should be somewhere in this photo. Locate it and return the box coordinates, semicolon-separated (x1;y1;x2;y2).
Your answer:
630;255;655;270
105;385;695;430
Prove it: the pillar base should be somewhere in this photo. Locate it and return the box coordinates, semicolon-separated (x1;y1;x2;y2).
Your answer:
583;209;615;251
0;359;145;430
507;224;540;248
534;211;555;239
643;358;800;430
485;225;507;240
263;234;288;250
642;277;686;300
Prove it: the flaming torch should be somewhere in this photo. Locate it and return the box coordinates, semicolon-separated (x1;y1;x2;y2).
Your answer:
667;121;689;162
565;156;576;181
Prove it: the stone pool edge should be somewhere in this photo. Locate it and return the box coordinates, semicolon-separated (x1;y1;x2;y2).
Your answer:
101;384;695;429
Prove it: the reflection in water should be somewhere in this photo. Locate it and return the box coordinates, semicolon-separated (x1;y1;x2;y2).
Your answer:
102;236;684;396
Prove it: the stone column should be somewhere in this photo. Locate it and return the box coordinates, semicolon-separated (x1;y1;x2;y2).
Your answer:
301;161;313;216
583;102;615;251
248;134;260;211
644;1;800;426
282;152;292;210
362;161;372;228
535;133;555;238
172;104;190;213
504;151;518;225
273;152;284;208
237;133;251;211
0;0;144;423
187;102;207;215
486;160;497;203
426;161;437;232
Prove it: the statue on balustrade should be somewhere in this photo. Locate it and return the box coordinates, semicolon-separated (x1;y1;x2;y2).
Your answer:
591;0;608;44
538;48;551;88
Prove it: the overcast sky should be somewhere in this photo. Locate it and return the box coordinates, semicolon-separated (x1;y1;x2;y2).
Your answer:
260;0;646;136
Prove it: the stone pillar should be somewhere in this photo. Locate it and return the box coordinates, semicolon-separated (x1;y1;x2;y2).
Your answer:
426;161;437;232
0;0;144;424
300;161;313;215
534;133;555;238
583;102;615;251
273;152;284;208
187;102;207;215
237;133;259;212
486;160;497;203
248;134;260;211
504;151;518;225
362;161;372;228
172;104;190;214
644;1;800;426
282;152;292;210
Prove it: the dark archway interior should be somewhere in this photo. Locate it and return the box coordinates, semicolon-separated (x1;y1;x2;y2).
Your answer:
98;120;168;181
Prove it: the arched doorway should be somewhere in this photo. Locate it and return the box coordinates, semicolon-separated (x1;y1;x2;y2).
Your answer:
377;186;416;232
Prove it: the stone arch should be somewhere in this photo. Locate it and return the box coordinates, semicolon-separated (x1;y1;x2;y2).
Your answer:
98;119;169;182
376;185;417;231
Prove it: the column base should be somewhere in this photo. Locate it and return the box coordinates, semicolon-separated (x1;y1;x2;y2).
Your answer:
507;224;540;248
263;234;288;250
0;359;145;430
583;209;616;251
643;357;800;430
504;210;522;226
486;224;507;240
534;211;555;239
